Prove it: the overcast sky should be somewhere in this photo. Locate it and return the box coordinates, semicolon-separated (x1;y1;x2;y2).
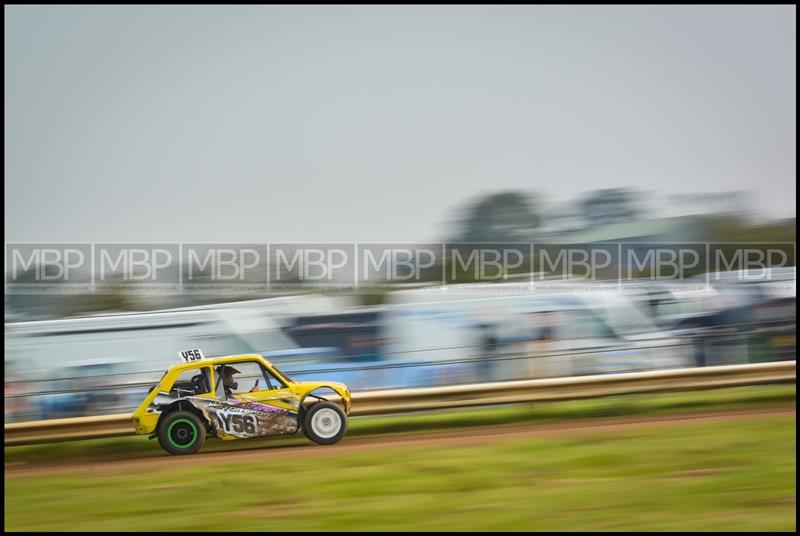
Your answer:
5;5;796;243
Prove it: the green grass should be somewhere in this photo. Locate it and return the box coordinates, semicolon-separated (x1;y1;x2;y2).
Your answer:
5;414;796;531
5;384;795;465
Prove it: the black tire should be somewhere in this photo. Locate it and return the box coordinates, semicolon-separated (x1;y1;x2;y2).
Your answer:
303;402;347;445
157;410;206;455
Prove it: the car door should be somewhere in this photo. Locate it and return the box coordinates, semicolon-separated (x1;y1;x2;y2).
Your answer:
211;360;301;438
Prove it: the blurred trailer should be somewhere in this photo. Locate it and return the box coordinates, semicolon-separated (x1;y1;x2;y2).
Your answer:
4;296;342;422
381;283;693;385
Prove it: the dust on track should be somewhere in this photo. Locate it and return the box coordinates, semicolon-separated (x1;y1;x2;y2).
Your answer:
5;406;795;479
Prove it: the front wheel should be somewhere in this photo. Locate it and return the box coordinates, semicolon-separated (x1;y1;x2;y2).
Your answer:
158;410;206;455
303;402;347;445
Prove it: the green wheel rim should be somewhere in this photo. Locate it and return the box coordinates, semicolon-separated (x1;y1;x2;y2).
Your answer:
167;418;198;449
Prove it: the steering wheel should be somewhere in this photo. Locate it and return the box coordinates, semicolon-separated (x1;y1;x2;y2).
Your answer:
190;374;207;394
249;379;260;392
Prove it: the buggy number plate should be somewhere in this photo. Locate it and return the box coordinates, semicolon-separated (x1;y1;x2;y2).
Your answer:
178;349;205;362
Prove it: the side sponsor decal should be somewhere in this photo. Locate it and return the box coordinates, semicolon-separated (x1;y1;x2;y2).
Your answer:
189;397;299;438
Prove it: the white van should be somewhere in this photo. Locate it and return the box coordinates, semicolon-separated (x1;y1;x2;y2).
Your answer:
4;306;303;422
383;282;691;384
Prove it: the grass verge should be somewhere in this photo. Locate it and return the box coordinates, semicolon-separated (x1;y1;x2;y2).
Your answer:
5;412;796;531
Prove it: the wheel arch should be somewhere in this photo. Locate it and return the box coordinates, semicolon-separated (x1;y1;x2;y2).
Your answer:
298;386;349;417
156;399;212;433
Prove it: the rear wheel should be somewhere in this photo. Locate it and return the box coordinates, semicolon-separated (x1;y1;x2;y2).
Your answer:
158;410;206;455
303;402;347;445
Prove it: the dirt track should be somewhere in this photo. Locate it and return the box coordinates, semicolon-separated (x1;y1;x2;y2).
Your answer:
5;406;795;479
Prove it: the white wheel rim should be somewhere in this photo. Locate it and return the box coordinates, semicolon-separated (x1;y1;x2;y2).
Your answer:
311;408;341;439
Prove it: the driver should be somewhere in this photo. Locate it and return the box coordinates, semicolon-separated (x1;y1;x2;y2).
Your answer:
216;365;241;398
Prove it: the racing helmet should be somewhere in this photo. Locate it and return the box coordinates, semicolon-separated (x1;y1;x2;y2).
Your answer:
217;365;241;391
